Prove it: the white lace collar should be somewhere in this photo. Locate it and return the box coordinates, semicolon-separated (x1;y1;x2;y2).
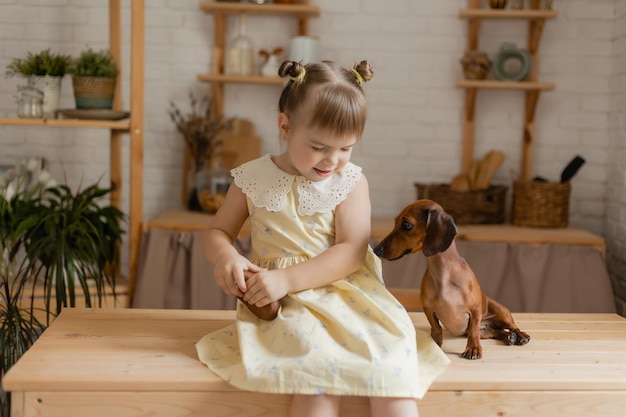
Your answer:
232;154;362;215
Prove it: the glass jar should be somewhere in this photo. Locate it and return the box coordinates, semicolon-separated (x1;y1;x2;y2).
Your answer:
16;86;44;118
195;158;232;214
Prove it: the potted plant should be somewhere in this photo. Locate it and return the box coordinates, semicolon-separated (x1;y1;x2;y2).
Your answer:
0;159;125;417
5;48;73;118
69;47;118;109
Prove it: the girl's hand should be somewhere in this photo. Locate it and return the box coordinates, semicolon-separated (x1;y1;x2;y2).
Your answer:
243;269;290;307
213;255;265;297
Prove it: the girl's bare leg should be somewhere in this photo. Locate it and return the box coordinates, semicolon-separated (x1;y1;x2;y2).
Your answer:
289;394;340;417
370;397;419;417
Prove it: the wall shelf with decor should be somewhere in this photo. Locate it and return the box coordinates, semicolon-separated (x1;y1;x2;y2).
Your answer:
0;0;145;306
171;1;319;203
197;1;320;115
458;0;557;181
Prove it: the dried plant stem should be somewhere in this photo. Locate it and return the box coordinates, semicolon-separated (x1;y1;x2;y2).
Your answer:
168;92;234;172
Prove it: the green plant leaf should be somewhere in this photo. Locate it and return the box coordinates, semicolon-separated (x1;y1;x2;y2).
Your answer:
5;48;72;77
70;47;118;78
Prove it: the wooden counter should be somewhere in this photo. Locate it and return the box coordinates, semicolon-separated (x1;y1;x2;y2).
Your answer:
145;210;606;250
137;211;612;313
3;308;625;417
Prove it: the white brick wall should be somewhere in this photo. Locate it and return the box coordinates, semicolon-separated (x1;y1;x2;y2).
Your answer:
0;0;623;304
607;0;626;316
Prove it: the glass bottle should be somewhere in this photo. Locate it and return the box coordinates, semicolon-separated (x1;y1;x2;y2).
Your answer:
226;13;254;76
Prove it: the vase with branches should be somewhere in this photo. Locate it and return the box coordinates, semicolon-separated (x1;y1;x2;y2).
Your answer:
168;92;234;211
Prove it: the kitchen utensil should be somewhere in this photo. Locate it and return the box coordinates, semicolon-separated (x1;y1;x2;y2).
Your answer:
560;156;585;183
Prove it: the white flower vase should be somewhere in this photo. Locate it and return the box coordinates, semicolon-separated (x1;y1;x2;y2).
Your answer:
27;75;62;118
261;54;281;77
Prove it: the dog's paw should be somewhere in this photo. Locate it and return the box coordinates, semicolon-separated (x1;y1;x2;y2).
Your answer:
504;330;518;346
462;345;482;360
514;330;530;345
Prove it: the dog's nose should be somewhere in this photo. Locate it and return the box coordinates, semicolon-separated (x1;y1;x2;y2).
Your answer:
373;244;384;257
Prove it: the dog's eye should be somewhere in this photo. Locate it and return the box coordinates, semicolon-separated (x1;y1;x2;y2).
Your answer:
402;221;413;231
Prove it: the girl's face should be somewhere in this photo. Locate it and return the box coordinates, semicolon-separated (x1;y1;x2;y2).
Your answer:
276;112;359;182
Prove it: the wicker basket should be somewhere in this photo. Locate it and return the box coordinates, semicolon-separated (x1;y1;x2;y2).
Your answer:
72;76;116;109
414;183;508;225
512;181;571;228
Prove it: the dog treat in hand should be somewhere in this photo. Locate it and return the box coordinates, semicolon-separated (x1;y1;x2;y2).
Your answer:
238;297;280;320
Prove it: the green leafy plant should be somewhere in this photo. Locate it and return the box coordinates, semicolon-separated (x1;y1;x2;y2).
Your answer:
5;48;72;77
0;160;125;417
70;47;118;78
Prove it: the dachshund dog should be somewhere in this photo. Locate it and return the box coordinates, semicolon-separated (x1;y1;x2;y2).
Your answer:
374;199;530;359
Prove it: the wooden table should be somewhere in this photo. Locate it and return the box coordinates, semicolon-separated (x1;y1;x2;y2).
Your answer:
3;308;625;417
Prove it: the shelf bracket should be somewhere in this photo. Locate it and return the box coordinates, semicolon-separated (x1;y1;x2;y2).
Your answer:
466;18;480;51
461;87;478;174
521;89;541;181
297;14;309;36
212;12;226;76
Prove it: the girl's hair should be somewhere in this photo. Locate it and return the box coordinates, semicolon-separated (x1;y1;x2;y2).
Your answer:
277;60;373;138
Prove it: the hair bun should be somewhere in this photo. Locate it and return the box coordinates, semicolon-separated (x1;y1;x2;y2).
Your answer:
353;60;374;83
279;61;305;80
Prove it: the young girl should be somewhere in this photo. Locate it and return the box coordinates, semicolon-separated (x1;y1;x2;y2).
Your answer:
196;60;449;417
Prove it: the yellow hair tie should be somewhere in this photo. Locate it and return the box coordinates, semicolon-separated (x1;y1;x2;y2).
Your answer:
351;68;364;85
289;68;306;82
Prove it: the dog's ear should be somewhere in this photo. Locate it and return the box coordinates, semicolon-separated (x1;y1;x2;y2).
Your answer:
423;208;458;256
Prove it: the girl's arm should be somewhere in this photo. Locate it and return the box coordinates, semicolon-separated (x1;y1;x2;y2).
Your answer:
202;183;264;297
243;174;372;306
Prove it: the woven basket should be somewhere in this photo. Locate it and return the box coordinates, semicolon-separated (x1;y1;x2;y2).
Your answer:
512;181;571;228
414;183;508;225
72;76;116;109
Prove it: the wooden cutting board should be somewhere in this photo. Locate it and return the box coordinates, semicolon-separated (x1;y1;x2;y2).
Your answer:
218;118;262;169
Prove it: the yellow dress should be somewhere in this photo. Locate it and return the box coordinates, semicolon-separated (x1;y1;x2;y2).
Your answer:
196;154;450;398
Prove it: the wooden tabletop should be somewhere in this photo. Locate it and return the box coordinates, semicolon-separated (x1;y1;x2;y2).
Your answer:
4;308;625;393
145;210;605;250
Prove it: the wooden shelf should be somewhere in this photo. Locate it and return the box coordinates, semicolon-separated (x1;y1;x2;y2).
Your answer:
197;0;318;116
0;117;131;131
457;80;555;90
199;2;319;16
170;1;318;221
459;9;558;20
0;0;145;308
196;74;284;85
145;210;605;253
458;0;557;182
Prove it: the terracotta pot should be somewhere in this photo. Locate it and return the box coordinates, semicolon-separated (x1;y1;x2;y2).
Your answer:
72;76;116;109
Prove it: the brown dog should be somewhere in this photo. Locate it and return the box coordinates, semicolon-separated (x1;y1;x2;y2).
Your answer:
374;199;530;359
